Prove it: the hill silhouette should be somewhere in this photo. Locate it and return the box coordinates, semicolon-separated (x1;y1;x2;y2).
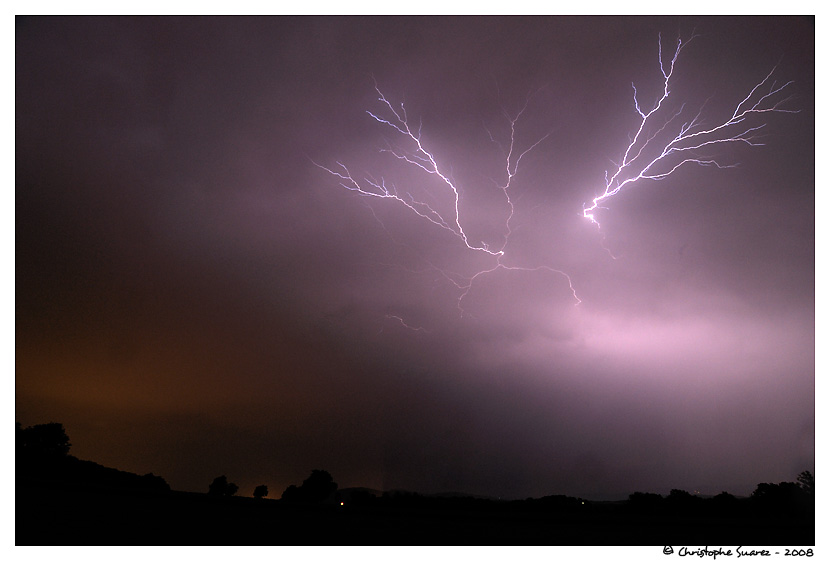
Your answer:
16;422;814;545
17;422;169;493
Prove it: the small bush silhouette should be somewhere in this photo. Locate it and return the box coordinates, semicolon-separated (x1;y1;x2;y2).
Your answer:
208;475;239;497
281;469;338;503
253;484;268;499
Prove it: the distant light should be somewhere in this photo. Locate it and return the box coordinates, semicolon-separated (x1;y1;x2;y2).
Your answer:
340;501;344;506
581;501;585;505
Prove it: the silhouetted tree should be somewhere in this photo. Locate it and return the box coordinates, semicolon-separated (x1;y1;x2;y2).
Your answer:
751;481;810;516
253;484;268;499
751;482;779;502
707;491;740;516
627;492;664;513
208;475;225;495
711;491;739;508
281;484;301;501
18;422;71;459
281;469;338;503
797;471;814;495
667;488;699;503
666;488;703;514
302;470;337;502
208;475;239;497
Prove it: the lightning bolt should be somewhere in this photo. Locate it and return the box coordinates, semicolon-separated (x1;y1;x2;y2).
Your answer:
583;33;797;227
317;34;794;325
383;314;430;333
315;81;543;257
315;81;580;320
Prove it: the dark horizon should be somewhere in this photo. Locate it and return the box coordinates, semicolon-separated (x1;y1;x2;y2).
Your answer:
16;16;814;503
13;418;815;502
19;418;815;502
15;421;817;546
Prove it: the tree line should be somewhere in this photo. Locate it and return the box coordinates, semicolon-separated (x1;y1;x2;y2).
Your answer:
17;421;814;515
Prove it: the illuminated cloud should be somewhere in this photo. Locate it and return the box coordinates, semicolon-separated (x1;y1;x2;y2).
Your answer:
16;16;813;500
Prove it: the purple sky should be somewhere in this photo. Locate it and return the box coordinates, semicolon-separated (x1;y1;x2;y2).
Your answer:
16;16;814;500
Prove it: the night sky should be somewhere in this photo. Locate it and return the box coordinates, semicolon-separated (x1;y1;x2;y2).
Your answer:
16;16;815;501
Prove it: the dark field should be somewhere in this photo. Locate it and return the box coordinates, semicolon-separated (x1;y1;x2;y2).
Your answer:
16;479;814;546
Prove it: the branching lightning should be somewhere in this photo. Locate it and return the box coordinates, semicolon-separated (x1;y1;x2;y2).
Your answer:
316;83;545;257
315;81;580;318
583;33;797;227
316;34;794;326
